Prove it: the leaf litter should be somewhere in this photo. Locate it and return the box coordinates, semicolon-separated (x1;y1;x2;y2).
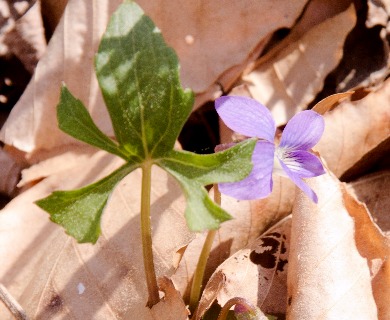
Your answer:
0;0;390;319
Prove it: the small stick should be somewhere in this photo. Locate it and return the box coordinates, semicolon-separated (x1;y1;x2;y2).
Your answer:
0;284;29;320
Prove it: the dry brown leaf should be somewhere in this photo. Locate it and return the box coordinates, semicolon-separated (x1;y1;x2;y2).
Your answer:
40;0;68;38
16;144;97;188
341;135;389;181
0;148;21;196
311;91;354;115
241;4;356;125
2;1;46;73
194;216;291;319
342;184;390;319
316;78;390;177
287;169;389;319
367;0;390;28
192;271;225;320
348;170;390;235
0;150;194;319
150;277;189;320
0;0;308;155
172;176;295;299
137;0;308;94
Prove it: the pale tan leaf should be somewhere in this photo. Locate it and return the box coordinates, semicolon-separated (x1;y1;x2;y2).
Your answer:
287;169;389;319
17;145;97;187
0;150;194;319
194;216;291;319
136;0;309;94
366;0;390;28
311;91;354;115
0;0;309;155
316;78;390;177
242;4;356;125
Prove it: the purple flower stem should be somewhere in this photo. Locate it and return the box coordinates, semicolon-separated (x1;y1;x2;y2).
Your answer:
217;297;258;320
189;185;221;314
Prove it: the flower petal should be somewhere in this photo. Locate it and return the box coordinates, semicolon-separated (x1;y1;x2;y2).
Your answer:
278;158;319;203
216;96;276;142
280;110;324;150
218;141;275;200
277;150;325;178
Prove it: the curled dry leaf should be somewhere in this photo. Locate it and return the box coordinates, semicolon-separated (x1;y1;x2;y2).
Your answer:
193;216;291;320
316;78;390;177
340;135;389;182
348;170;390;235
241;4;356;125
287;169;390;319
0;150;194;319
0;0;308;155
150;277;189;320
342;182;390;319
311;91;354;115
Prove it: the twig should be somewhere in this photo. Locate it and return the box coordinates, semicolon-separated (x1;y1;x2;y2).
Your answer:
0;284;29;320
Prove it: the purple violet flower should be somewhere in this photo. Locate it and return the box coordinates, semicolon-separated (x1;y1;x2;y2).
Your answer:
215;96;325;203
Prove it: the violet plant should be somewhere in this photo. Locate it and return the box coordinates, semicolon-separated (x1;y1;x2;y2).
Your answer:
35;1;256;308
34;0;325;316
215;96;325;203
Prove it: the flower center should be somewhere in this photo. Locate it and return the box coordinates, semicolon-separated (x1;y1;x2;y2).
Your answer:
273;147;288;178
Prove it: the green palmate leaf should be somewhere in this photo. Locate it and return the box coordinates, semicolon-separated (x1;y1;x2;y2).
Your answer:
95;1;194;158
36;163;137;243
159;140;256;230
57;85;129;160
36;1;255;243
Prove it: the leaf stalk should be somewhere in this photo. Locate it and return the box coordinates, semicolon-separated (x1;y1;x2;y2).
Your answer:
141;162;160;307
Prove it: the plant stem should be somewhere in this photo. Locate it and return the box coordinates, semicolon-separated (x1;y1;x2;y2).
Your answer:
141;162;159;307
188;185;221;313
